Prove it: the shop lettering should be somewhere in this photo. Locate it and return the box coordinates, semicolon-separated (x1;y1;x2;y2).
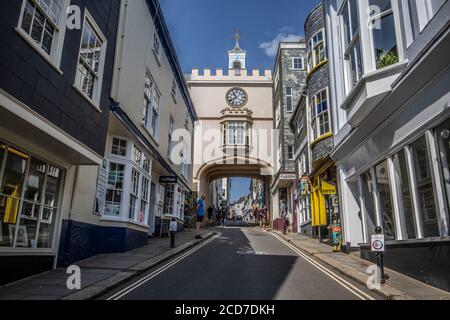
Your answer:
175;305;209;318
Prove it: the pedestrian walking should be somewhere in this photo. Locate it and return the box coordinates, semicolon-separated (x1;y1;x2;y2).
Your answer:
195;194;206;239
170;218;177;248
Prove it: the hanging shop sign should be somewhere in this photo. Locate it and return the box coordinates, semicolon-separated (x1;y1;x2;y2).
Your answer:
160;176;178;184
321;180;337;195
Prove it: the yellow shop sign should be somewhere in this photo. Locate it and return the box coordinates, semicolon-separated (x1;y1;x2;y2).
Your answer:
321;180;336;195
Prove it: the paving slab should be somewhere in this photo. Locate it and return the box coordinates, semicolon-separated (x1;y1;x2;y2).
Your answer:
0;229;215;300
270;230;450;300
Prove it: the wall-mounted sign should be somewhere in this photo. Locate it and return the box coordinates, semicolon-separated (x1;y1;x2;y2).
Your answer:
321;180;337;195
160;176;178;184
94;160;108;216
280;174;296;180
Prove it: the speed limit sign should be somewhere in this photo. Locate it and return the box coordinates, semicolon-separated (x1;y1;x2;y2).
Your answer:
371;234;385;252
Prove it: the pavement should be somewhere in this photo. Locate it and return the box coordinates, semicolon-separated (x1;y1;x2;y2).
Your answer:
269;229;450;300
99;222;382;300
0;229;215;300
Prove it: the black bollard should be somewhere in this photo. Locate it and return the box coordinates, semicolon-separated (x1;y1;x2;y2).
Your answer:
375;226;386;284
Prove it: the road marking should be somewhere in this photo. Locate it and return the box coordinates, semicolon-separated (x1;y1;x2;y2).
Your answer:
106;233;222;300
269;232;376;301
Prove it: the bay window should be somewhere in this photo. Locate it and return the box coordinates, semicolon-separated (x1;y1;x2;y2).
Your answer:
105;139;152;225
368;0;399;69
144;71;161;139
225;122;247;146
74;12;107;106
340;0;362;92
307;29;326;71
310;88;331;140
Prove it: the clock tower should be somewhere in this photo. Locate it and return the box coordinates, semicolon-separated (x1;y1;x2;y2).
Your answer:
228;32;246;70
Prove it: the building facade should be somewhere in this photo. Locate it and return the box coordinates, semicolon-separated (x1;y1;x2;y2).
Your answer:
325;0;450;291
271;42;307;232
59;0;197;266
304;3;341;244
0;0;120;284
290;94;312;236
188;39;274;214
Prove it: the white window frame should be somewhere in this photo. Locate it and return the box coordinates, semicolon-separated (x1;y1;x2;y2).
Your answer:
310;88;332;141
292;57;305;70
153;32;161;63
168;115;175;159
286;87;294;112
307;29;326;72
288;145;295;161
339;0;363;95
367;0;402;71
16;0;70;73
143;70;161;140
226;122;247;146
73;9;107;110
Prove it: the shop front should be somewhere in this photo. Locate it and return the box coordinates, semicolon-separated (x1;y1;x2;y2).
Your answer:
0;141;65;285
309;162;341;248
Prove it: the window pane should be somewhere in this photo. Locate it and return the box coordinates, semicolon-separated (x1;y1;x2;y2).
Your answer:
0;149;28;197
393;151;417;239
342;1;351;46
21;1;34;34
411;136;440;237
373;13;399;69
375;161;396;240
436;118;450;228
44;165;61;207
24;158;46;203
0;195;19;247
361;171;377;237
369;0;392;13
17;201;40;248
350;0;359;36
37;207;56;248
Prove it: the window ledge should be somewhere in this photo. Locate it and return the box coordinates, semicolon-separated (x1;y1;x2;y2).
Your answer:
307;59;328;79
15;27;63;76
340;60;408;127
310;132;333;148
72;85;102;113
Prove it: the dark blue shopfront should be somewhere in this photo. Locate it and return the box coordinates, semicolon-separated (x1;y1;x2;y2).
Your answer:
57;219;148;267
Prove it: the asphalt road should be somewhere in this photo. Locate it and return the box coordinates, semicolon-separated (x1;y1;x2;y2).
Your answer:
102;222;381;300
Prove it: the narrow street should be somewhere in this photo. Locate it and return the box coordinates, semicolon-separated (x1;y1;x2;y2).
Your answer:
101;224;381;300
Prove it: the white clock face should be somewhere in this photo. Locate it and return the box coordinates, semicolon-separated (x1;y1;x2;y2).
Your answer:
227;88;247;108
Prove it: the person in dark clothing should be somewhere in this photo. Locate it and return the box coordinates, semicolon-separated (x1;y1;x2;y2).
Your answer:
207;206;214;227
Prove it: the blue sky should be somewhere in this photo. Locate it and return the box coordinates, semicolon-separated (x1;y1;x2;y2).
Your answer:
160;0;321;72
230;178;251;203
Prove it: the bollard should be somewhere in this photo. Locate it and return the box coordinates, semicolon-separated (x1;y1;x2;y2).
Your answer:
374;226;386;284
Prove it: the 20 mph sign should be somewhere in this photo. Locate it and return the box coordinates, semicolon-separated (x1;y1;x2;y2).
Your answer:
371;234;385;252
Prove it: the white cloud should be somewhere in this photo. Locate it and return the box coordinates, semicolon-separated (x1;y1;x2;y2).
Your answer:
259;29;303;58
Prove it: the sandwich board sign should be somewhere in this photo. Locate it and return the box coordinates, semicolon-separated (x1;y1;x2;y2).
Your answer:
371;234;385;252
